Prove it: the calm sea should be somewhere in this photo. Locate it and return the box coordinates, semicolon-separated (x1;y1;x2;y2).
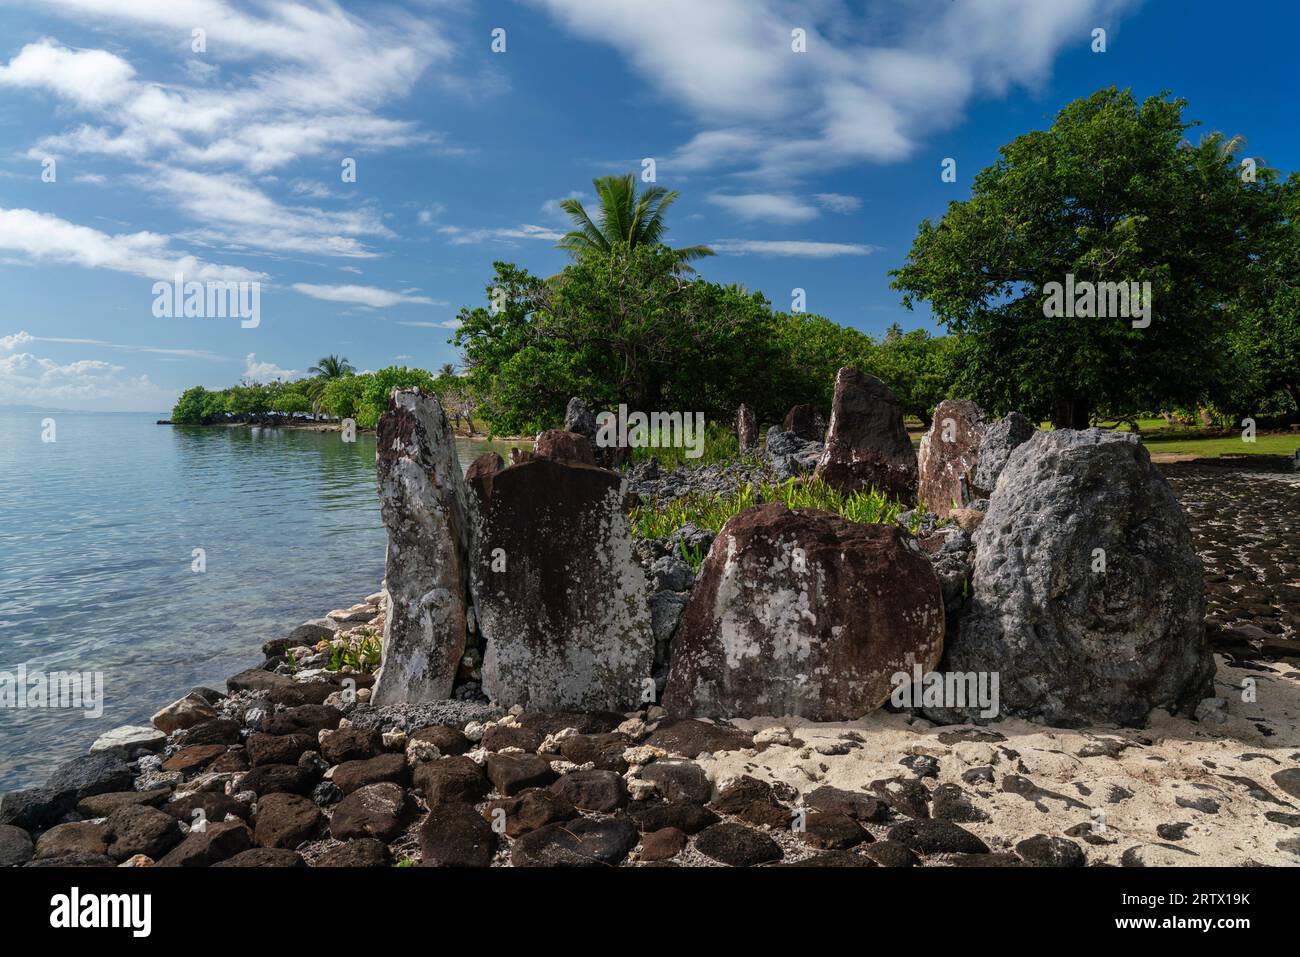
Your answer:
0;411;511;792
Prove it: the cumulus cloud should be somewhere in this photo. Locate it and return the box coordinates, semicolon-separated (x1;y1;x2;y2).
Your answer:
814;193;862;214
532;0;1137;177
291;283;441;308
706;193;819;224
0;207;264;282
0;349;171;410
242;352;299;383
437;223;564;246
0;330;221;360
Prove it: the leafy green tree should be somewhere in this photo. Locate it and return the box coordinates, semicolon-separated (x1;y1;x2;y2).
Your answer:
767;312;879;414
271;391;312;416
319;374;369;421
558;174;713;270
455;245;780;434
357;366;438;428
171;386;209;424
873;324;963;421
891;88;1273;428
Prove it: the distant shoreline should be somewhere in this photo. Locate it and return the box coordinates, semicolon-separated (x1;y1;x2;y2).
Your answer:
154;418;532;443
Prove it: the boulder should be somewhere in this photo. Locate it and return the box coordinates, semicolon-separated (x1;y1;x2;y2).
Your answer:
46;752;131;802
662;502;944;721
90;725;166;754
151;691;219;734
0;824;35;867
764;427;822;481
373;388;472;705
331;753;409;794
329;782;411;842
469;458;654;712
212;848;305;867
252;793;322;849
0;788;67;831
813;368;918;503
916;400;985;516
916;403;1035;517
419;802;497;866
35;822;109;860
565;397;597;439
694;822;783;866
76;788;171;818
783;404;826;442
736;404;757;452
944;429;1214;726
316;839;389;867
464;452;504;495
103;805;183;862
412;756;489;805
534;429;596;466
156;820;252;867
511;817;638;867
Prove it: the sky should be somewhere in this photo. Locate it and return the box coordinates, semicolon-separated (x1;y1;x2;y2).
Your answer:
0;0;1297;412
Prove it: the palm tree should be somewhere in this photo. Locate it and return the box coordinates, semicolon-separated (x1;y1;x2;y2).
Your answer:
558;174;714;268
308;355;355;379
437;362;457;378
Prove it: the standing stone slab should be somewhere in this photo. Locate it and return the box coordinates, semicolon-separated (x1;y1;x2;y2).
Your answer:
814;368;917;503
736;404;758;453
372;389;472;705
470;458;654;711
917;400;986;517
783;404;826;442
944;429;1214;727
663;502;944;721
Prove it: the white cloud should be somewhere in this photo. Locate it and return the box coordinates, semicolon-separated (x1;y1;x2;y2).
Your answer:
292;283;440;308
0;207;264;282
437;224;563;246
706;193;818;224
533;0;1137;177
0;349;171;410
1;329;222;360
814;193;861;214
243;353;299;383
710;239;879;258
396;319;461;329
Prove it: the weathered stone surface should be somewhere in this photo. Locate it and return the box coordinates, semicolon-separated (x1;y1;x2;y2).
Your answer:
247;733;316;767
486;753;555;796
549;769;628;812
860;840;921;867
182;718;241;745
736;404;757;452
639;826;687;862
628;801;719;834
227;668;294;694
511;817;638;867
236;764;315;797
46;752;132;802
413;756;489;805
813;368;917;502
644;719;752;757
887;819;988;854
639;760;711;804
470;458;654;712
35;822;109;860
331;753;409;794
104;805;183;862
483;789;577;837
156;820;252;867
917;403;1035;517
162;744;228;774
91;725;166;754
764;427;822;481
783;404;826;442
695;822;783;866
0;788;67;831
162;792;251;824
419;802;497;866
329;782;411;842
943;429;1214;726
464;452;504;496
534;429;596;466
76;788;170;818
0;824;35;867
213;847;305;867
262;704;342;737
409;725;471;756
916;400;985;517
559;732;632;772
316;839;388;867
320;727;383;765
252;793;322;849
565;397;597;438
1015;834;1086;866
663;502;944;721
151;692;218;733
804;786;889;823
801;812;870;849
373;388;471;705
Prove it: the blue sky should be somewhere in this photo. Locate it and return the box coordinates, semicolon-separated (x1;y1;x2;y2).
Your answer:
1;0;1297;412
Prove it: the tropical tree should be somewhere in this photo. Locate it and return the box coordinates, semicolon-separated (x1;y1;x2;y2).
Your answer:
558;174;713;269
308;355;355;379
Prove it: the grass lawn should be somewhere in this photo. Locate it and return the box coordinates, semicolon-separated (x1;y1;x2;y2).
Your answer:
1139;432;1300;458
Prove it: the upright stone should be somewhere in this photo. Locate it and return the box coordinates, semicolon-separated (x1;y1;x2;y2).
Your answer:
916;400;986;516
469;458;654;711
813;368;917;503
736;404;758;453
970;412;1035;497
663;502;944;721
534;429;596;466
372;389;471;705
783;404;826;442
945;429;1214;726
564;397;597;439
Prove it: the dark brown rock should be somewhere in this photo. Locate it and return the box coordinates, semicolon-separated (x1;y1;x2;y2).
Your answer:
481;723;544;753
800;811;870;849
558;732;632;772
695;822;783;866
639;827;686;862
238;764;316;797
76;788;171;818
156;820;252;867
227;668;294;694
482;789;578;837
916;399;985;517
486;753;555;796
861;840;921;867
0;824;35;867
644;720;753;757
628;801;719;834
252;793;322;849
34;822;108;860
804;785;889;823
213;847;306;867
330;782;412;842
163;792;251;825
262;704;342;737
320;727;383;764
511;817;638;867
162;744;228;774
247;733;316;768
813;367;917;502
409;725;471;756
419;802;497;866
534;429;596;466
549;769;628;812
783;404;826;442
316;839;389;867
736;404;757;452
639;760;711;804
663;502;944;720
332;753;409;795
104;805;182;861
887;819;988;854
413;756;489;805
182;718;241;745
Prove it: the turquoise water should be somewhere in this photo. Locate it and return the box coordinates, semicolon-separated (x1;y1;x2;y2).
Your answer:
0;411;510;792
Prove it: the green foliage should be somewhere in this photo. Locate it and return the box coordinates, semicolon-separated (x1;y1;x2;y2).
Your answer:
628;477;912;540
629;420;740;470
321;626;383;674
678;541;706;574
171;385;209;424
891;87;1276;428
271;390;312;415
357;367;438;428
318;374;368;420
558;173;714;268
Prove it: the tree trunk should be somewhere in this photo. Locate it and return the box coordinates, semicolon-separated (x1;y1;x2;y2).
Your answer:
1052;396;1091;431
